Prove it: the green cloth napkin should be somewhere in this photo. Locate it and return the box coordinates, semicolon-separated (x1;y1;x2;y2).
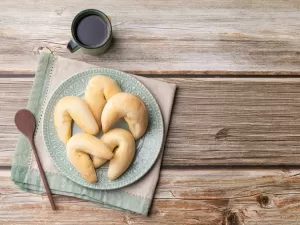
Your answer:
11;52;176;215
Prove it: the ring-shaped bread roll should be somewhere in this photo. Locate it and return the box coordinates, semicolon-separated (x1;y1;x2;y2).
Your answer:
66;133;113;183
54;96;99;145
101;93;148;139
85;75;122;128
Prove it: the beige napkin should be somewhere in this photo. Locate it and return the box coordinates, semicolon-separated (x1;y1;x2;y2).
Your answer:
11;52;176;215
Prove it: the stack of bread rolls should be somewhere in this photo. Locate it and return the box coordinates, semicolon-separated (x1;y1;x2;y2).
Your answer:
54;75;148;183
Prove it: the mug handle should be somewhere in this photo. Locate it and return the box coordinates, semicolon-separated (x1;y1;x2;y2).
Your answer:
67;40;81;53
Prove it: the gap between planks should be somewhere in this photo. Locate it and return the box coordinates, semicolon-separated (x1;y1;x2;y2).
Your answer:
4;165;300;171
2;72;300;78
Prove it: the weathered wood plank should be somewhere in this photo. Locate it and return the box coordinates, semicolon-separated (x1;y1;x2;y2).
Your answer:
2;77;300;166
2;168;300;224
0;0;300;74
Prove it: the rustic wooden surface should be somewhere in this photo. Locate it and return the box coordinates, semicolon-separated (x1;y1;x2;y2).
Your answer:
2;77;300;166
2;168;300;225
0;0;300;74
2;0;300;224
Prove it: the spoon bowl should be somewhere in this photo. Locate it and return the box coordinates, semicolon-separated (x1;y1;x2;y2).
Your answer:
15;109;36;140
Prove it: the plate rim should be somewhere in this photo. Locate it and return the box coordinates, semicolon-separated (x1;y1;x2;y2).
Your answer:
42;67;164;190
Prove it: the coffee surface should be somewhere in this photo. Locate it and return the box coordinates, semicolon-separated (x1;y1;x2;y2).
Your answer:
76;15;108;46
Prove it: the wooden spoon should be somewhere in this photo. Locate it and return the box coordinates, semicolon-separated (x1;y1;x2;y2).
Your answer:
14;109;56;210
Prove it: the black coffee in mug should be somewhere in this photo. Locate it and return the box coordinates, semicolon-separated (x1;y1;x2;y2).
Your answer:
75;15;108;46
67;9;112;54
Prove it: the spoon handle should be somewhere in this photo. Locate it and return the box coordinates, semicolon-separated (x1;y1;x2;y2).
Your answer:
30;140;56;210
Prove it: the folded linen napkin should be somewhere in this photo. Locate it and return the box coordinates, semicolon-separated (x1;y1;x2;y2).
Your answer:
11;52;176;215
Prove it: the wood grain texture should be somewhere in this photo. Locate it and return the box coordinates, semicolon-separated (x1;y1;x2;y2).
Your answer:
2;77;300;166
2;168;300;224
1;0;300;74
0;78;31;165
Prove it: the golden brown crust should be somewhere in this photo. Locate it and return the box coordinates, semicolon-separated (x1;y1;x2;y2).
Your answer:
54;96;99;145
101;93;148;139
66;133;113;183
92;128;136;180
85;76;122;128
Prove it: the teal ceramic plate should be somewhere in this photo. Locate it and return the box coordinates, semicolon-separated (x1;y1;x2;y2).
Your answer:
43;68;164;190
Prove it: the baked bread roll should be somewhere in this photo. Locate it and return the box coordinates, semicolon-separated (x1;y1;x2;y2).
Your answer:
54;96;99;145
66;133;113;183
101;93;148;139
93;128;135;180
85;75;122;128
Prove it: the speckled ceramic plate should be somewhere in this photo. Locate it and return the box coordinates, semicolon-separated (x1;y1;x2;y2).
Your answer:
43;68;164;190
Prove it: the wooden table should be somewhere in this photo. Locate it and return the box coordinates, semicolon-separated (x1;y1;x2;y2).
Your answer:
1;1;300;224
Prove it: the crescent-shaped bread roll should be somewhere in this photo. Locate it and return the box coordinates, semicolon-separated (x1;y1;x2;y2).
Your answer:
101;93;148;139
85;75;122;128
93;128;135;180
54;96;99;145
66;133;113;183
